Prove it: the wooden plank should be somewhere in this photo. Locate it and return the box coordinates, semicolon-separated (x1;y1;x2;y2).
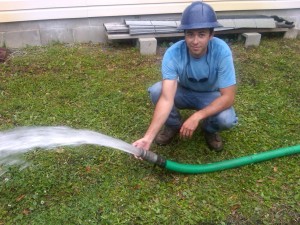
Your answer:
107;33;184;40
234;19;257;28
219;18;276;28
218;19;235;28
125;21;180;27
254;18;276;28
104;23;129;33
106;28;289;40
216;28;289;34
106;17;277;35
130;29;180;35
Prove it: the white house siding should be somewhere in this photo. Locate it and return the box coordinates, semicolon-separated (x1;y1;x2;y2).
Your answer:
0;0;299;48
1;0;300;23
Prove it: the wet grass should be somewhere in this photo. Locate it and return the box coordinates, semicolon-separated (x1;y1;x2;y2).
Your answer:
0;37;299;224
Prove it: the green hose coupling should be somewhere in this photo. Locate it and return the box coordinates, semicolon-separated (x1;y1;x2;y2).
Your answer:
139;149;166;167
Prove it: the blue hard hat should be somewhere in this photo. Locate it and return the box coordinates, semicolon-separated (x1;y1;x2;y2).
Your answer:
178;1;222;30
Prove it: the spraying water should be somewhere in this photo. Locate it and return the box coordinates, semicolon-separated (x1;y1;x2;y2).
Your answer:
2;126;299;175
0;126;142;174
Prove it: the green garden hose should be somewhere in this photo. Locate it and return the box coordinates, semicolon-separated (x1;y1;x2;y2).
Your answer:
139;145;300;174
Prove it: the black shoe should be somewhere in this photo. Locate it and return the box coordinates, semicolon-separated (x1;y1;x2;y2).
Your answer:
155;126;179;145
203;130;223;152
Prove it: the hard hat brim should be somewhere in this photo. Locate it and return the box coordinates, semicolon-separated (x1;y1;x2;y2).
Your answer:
177;21;223;30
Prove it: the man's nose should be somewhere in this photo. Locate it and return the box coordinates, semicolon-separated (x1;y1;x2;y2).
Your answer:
192;35;200;44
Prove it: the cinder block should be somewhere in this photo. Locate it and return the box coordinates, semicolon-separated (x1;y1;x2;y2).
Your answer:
242;32;261;47
39;18;87;29
20;21;40;30
0;22;21;32
4;30;41;48
138;38;157;55
284;29;299;39
40;28;74;45
73;26;101;43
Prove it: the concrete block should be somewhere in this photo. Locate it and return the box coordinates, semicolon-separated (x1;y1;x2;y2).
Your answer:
242;32;261;47
0;22;21;32
0;33;4;47
20;21;40;30
4;30;41;48
38;18;87;29
40;28;74;45
73;26;102;43
138;37;157;55
283;29;299;39
3;20;39;32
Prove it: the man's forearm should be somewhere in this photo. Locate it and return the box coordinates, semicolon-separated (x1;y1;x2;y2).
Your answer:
143;98;174;142
195;96;233;121
143;80;178;142
194;85;236;121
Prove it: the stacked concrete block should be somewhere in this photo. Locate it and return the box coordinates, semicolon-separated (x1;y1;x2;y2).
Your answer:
40;28;74;45
4;30;41;48
73;26;102;43
0;19;106;48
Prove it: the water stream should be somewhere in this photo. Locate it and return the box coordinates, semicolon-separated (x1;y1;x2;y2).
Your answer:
0;126;142;174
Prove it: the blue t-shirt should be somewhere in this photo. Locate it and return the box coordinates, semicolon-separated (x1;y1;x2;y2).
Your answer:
161;37;236;92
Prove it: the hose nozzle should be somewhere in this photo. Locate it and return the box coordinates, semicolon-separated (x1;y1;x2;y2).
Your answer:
138;149;166;167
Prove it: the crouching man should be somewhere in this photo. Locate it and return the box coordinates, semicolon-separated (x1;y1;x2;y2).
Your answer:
133;2;238;152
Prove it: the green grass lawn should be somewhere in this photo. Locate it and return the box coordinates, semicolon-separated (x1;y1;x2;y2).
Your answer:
0;36;299;224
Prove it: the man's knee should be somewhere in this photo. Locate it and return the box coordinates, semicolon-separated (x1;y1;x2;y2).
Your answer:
148;82;162;104
216;109;238;130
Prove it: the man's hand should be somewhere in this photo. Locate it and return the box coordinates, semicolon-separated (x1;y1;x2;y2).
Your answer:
180;112;201;138
179;85;236;139
132;138;152;151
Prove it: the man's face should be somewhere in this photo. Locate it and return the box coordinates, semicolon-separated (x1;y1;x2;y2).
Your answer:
185;29;213;58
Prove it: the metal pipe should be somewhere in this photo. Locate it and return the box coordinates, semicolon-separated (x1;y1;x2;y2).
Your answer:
139;149;166;167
